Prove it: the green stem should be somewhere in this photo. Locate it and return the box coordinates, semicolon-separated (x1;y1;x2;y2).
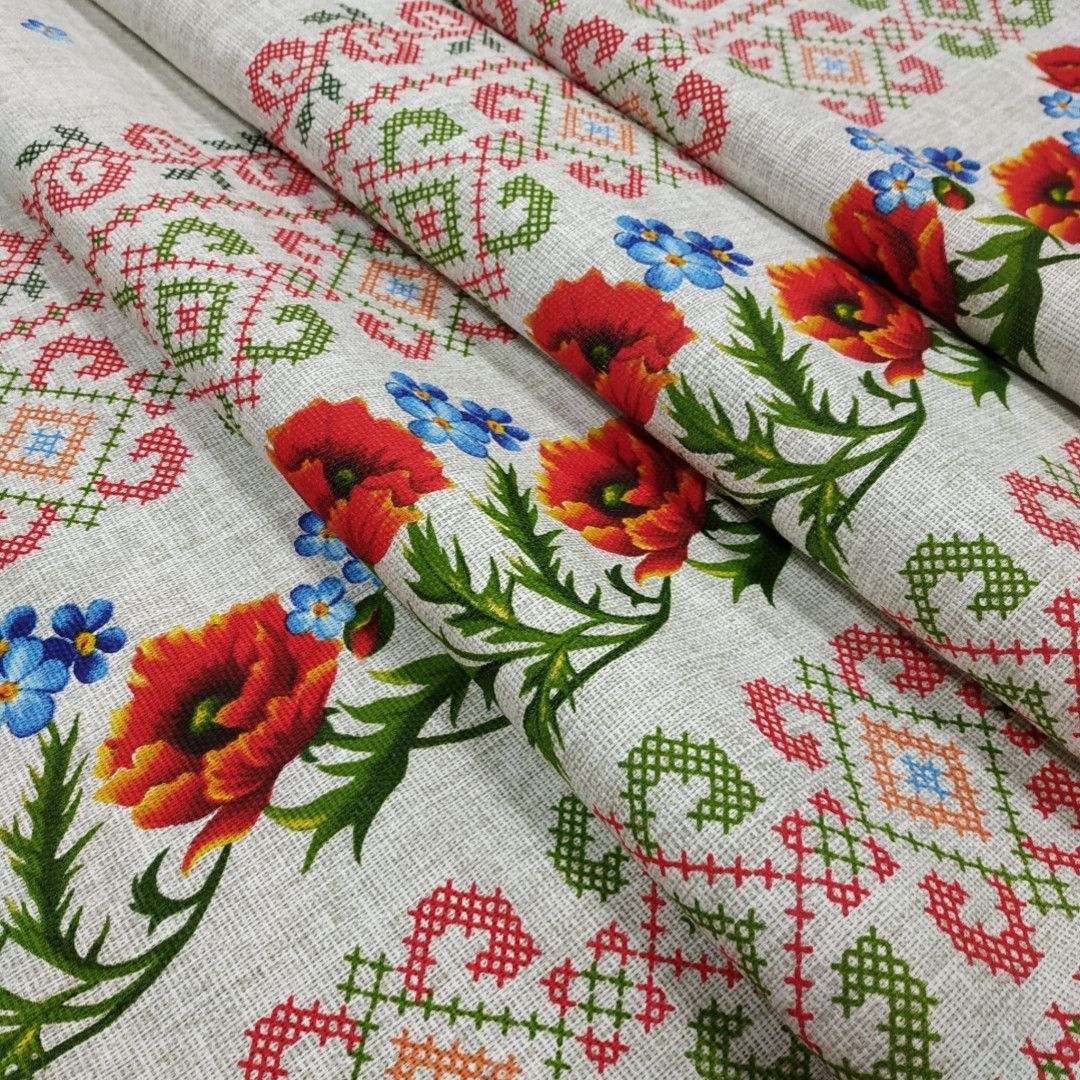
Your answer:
827;379;925;536
30;846;229;1073
412;715;511;748
1036;252;1080;268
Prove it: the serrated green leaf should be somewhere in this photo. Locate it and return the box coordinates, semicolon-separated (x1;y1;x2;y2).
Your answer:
690;515;791;603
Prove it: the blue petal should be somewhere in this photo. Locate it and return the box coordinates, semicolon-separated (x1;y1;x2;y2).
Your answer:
448;428;489;457
389;370;419;390
95;626;127;654
290;584;318;608
84;600;114;632
322;536;348;560
315;577;345;604
681;255;726;289
867;169;893;192
51;603;85;639
615;215;644;232
43;637;74;666
1;605;36;640
19;657;69;694
311;617;343;640
5;691;56;737
3;638;44;682
285;610;315;635
73;651;109;685
409;419;450;443
294;534;322;557
643;262;683;291
343;559;378;585
426;397;464;422
329;599;356;622
298;510;324;534
873;188;902;214
397;394;436;420
626;241;667;266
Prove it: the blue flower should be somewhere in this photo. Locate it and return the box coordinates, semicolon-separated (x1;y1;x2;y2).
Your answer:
867;162;933;213
0;637;70;737
684;232;753;278
387;371;490;457
459;401;530;451
624;231;727;291
286;577;355;640
846;126;898;153
1065;129;1080;156
614;216;674;250
21;19;71;42
343;559;382;587
922;146;982;184
49;600;127;684
294;510;348;561
0;605;38;649
1041;91;1080;119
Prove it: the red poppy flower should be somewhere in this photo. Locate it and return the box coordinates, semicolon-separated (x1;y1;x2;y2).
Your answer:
525;269;694;424
537;418;706;582
267;397;451;567
768;256;930;384
992;137;1080;245
1029;45;1080;92
96;596;339;873
827;181;956;326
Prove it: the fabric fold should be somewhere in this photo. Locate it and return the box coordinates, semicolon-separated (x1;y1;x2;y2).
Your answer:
456;0;1080;407
4;4;1080;1078
92;0;1080;748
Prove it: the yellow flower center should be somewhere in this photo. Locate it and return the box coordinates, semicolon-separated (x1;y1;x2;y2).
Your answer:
893;179;908;191
487;419;505;435
0;639;7;658
74;630;97;656
433;416;453;430
947;159;962;172
416;389;431;400
319;526;333;540
312;601;330;618
641;229;658;241
714;250;731;261
0;681;18;703
665;254;687;266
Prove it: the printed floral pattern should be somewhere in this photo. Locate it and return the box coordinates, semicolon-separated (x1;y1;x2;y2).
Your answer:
537;419;706;582
526;269;693;423
267;396;450;565
95;595;339;872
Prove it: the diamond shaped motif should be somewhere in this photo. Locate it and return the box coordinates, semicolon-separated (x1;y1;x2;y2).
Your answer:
560;103;637;154
357;258;442;318
860;714;989;840
153;278;234;366
0;404;95;483
799;44;869;87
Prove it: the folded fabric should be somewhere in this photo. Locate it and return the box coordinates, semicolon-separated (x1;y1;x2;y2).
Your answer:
459;0;1080;407
93;0;1080;745
2;3;1080;1079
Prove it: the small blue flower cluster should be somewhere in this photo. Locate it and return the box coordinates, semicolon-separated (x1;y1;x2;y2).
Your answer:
846;127;982;213
614;216;752;292
0;601;126;736
386;371;530;458
1035;92;1080;155
21;18;71;42
294;510;379;587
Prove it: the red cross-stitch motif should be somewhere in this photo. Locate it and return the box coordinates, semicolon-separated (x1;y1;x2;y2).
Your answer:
399;880;541;1001
237;997;362;1079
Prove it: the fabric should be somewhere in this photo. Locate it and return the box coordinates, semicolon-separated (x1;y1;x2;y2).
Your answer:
0;2;1078;1078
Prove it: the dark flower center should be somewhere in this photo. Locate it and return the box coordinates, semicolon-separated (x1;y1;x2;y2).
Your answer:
182;690;238;753
581;333;617;372
595;476;641;517
1046;179;1080;208
327;461;362;500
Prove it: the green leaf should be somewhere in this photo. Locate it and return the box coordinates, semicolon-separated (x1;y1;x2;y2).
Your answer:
927;333;1010;407
295;98;314;145
129;851;205;936
266;654;472;870
0;720;107;974
956;218;1048;368
404;518;528;640
690;514;791;603
475;459;600;613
